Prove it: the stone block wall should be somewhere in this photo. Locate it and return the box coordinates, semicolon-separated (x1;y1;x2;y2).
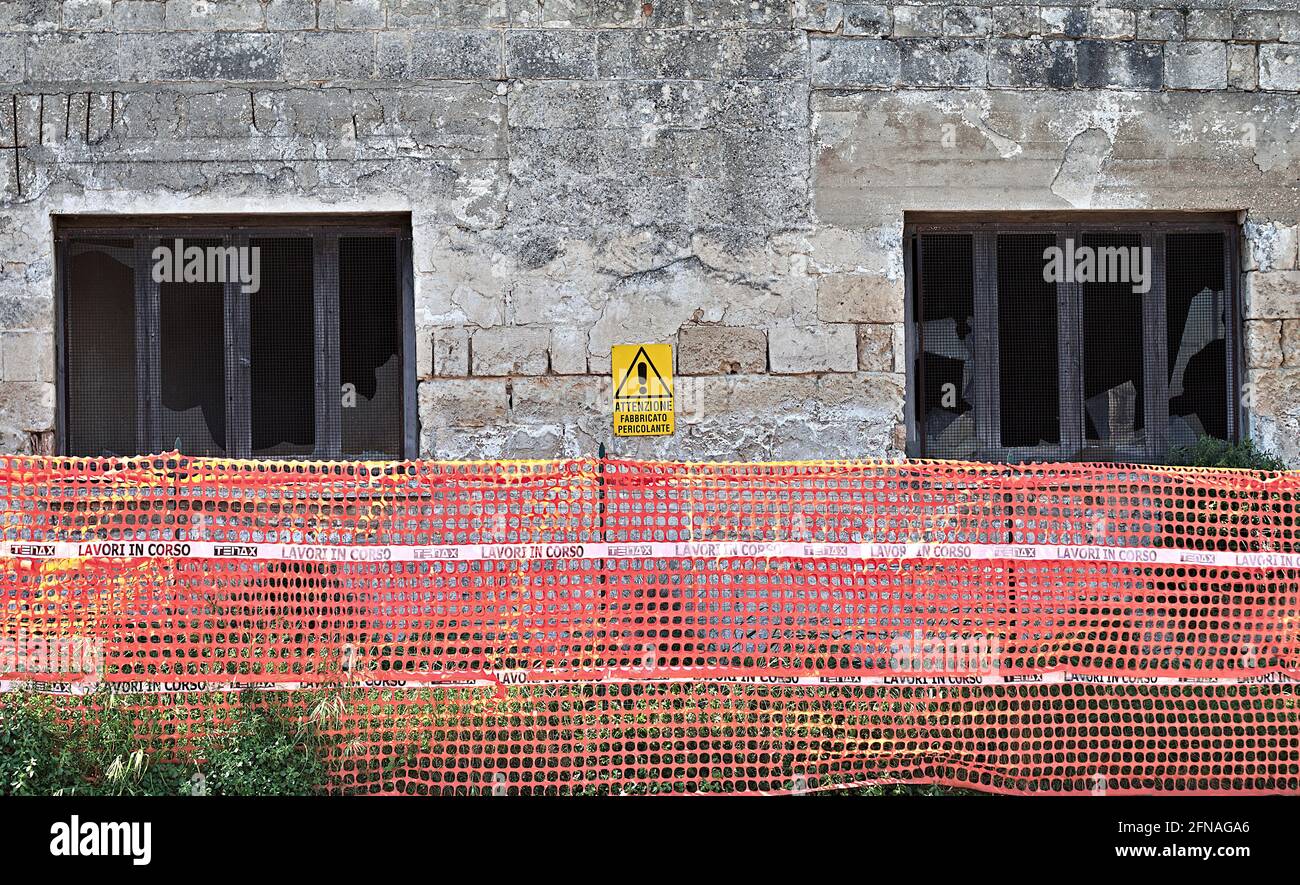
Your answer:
0;0;1298;462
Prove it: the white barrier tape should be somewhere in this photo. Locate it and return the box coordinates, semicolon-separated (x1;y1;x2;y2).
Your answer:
2;539;1300;570
5;668;1299;695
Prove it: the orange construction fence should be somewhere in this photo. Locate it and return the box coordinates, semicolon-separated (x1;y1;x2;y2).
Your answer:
2;454;1298;794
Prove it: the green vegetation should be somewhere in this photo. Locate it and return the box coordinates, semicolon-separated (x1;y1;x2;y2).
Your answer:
194;699;332;796
1166;436;1288;471
1;685;992;796
0;689;330;796
1;691;187;795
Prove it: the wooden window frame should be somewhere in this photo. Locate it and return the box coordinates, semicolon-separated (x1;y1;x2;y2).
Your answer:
54;216;417;460
904;217;1242;463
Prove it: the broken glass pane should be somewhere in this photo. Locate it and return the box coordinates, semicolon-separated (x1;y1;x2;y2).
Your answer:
340;236;403;459
919;233;977;459
1081;231;1145;450
1166;232;1228;445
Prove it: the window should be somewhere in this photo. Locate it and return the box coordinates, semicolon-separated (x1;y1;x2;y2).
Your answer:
905;215;1240;462
56;215;414;460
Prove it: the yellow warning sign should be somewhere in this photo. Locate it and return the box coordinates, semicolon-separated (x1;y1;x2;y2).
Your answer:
612;343;675;437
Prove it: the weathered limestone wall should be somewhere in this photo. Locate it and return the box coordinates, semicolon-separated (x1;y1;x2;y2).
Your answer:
0;0;1298;462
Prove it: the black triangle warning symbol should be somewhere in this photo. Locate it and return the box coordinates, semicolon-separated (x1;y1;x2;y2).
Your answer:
614;346;672;400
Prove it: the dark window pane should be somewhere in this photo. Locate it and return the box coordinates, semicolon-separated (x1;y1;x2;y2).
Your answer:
65;239;136;456
997;233;1059;446
1081;231;1145;450
158;237;226;455
1166;232;1229;444
250;237;315;457
918;233;977;459
339;236;402;458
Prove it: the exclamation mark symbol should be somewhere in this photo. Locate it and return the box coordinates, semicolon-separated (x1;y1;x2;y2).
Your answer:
638;361;648;395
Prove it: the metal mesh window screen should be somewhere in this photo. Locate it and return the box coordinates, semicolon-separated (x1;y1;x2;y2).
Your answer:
918;233;976;460
908;221;1237;463
997;233;1060;448
63;239;137;457
1166;232;1229;444
1081;231;1145;452
158;237;227;456
250;237;316;458
58;220;411;460
339;236;402;459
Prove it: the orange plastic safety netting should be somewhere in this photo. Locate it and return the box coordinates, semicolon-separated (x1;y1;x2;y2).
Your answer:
2;453;1299;794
